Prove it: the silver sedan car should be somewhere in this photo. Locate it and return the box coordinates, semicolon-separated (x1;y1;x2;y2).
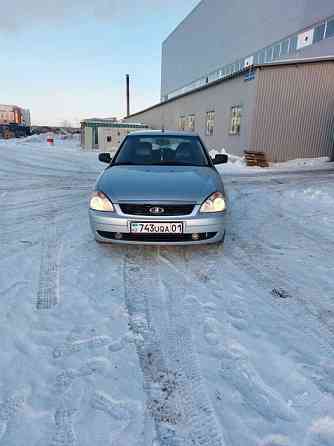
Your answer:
89;131;228;245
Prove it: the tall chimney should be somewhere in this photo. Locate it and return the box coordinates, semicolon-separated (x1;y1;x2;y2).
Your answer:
126;74;130;117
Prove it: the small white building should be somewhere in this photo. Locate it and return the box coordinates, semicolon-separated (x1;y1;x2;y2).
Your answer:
81;118;149;152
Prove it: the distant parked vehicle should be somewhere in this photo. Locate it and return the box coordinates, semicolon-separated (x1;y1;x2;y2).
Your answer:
89;130;228;245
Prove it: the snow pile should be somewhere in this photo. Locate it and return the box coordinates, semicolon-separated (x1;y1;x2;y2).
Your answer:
0;133;81;150
23;133;81;147
272;156;330;169
210;147;253;174
212;146;332;174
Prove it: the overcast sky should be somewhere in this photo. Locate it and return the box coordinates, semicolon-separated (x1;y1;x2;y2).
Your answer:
0;0;199;126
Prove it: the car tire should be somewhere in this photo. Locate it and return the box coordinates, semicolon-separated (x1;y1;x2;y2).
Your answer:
215;230;225;247
220;230;226;244
94;234;105;244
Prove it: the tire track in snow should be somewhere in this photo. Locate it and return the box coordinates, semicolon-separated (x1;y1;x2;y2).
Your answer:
0;151;96;177
0;388;29;441
0;180;92;193
224;241;334;404
123;246;226;446
35;213;62;310
3;191;87;214
228;239;334;341
226;184;334;339
158;248;300;424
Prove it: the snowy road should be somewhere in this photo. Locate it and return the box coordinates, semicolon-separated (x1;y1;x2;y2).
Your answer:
0;136;334;446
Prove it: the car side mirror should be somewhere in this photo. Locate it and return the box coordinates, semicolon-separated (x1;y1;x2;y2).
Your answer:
98;153;111;163
212;154;228;165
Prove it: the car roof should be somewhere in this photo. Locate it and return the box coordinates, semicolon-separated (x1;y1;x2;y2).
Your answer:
128;130;200;138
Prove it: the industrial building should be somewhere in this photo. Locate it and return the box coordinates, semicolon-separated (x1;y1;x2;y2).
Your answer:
0;104;31;138
125;58;334;162
125;0;334;162
81;118;148;152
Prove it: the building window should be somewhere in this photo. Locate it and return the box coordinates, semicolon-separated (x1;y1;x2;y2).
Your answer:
265;47;273;62
258;50;265;64
106;136;112;143
314;23;326;43
273;44;281;60
93;127;99;146
188;115;195;132
326;18;334;38
206;111;215;136
281;39;290;56
178;115;186;131
229;106;242;135
289;35;298;52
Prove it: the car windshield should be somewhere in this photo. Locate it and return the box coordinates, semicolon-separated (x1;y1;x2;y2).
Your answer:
113;135;209;166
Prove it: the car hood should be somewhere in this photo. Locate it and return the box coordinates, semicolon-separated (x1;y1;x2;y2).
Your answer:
96;165;224;204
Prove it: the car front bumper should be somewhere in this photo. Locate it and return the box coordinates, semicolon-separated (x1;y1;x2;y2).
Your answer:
89;205;226;245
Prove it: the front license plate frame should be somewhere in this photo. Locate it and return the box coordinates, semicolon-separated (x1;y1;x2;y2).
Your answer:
130;221;184;234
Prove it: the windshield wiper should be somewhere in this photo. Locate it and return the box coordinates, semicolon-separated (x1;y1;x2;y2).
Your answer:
113;162;206;167
112;162;136;166
158;162;205;166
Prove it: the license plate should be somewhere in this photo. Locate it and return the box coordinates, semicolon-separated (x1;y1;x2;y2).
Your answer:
130;222;183;234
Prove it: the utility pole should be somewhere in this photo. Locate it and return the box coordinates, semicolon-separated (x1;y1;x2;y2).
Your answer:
126;74;130;118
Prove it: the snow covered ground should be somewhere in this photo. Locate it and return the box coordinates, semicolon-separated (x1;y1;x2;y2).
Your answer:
213;150;331;175
0;135;334;446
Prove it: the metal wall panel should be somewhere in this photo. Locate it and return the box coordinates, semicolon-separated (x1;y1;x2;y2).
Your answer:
161;0;334;97
250;61;334;161
125;73;258;156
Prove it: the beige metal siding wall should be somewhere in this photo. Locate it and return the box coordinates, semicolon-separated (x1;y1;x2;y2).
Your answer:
250;62;334;162
98;127;132;152
125;74;258;156
82;126;148;151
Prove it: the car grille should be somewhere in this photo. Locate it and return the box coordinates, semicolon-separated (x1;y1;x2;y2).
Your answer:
97;231;217;243
119;203;195;216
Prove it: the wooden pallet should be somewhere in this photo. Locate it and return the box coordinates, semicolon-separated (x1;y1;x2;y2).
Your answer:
244;150;269;168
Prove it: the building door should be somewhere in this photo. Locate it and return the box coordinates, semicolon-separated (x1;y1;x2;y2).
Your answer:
92;127;99;149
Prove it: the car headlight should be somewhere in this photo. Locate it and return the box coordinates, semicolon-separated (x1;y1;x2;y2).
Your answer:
89;191;114;212
200;192;226;213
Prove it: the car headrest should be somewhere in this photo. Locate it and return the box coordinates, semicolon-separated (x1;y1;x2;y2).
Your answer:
134;142;152;158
